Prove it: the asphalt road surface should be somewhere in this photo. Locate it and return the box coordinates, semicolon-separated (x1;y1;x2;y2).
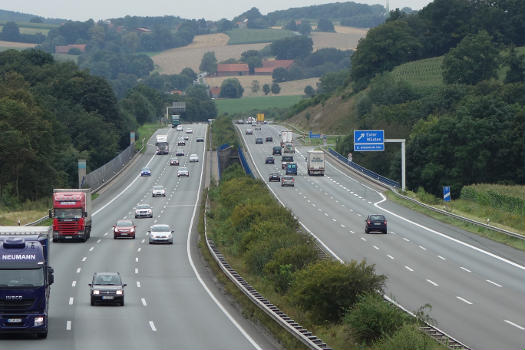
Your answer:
239;123;525;350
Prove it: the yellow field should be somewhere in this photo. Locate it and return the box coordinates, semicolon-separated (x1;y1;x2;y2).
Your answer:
0;40;37;49
206;76;319;97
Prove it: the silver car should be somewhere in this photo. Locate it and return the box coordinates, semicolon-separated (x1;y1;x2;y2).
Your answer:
177;167;189;177
148;224;173;244
152;185;166;197
189;154;199;162
135;204;153;218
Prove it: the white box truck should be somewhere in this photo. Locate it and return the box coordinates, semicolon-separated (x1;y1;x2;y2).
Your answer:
307;150;325;176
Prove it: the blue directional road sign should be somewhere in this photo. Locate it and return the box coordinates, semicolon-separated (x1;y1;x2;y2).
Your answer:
443;186;451;202
309;131;321;139
354;130;384;151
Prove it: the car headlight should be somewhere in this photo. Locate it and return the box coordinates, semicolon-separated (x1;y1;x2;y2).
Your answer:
93;290;100;295
116;290;123;295
34;316;45;326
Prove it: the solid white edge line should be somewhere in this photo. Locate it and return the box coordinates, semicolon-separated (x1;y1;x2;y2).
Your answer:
66;320;72;330
149;320;157;332
187;128;263;350
326;155;525;271
504;319;525;331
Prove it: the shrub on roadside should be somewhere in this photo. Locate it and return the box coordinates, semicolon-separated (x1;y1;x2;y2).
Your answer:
289;260;386;323
374;323;438;350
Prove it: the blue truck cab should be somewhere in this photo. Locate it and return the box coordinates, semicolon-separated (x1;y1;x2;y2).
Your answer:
0;226;54;338
285;163;298;175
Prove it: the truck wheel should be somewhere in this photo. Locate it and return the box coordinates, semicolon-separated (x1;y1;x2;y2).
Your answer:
37;331;48;339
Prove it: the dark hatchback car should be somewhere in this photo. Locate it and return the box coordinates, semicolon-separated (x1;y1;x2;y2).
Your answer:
265;156;275;164
89;272;126;306
272;146;282;155
255;137;263;144
365;214;387;234
269;173;281;182
265;136;273;142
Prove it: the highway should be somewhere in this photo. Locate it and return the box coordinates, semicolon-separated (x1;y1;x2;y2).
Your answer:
0;123;276;349
238;123;525;350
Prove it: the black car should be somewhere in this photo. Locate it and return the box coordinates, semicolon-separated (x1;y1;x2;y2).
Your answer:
265;136;273;142
196;137;204;142
365;214;387;234
89;272;126;306
265;156;275;164
272;146;282;155
255;137;263;144
269;173;281;182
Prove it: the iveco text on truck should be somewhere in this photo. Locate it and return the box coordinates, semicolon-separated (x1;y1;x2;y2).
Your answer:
155;134;169;155
0;226;54;338
307;150;325;176
50;189;92;242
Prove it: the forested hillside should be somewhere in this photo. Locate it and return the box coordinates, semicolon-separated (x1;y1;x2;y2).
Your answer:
287;0;525;197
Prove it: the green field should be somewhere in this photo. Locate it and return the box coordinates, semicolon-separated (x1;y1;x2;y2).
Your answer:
216;95;304;115
0;21;57;35
389;56;445;88
226;28;296;45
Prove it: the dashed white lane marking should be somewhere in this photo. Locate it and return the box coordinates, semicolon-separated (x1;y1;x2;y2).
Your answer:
104;232;108;236
486;279;502;287
66;320;72;330
135;268;139;274
332;218;337;222
149;321;157;332
438;255;446;260
404;265;414;272
340;224;345;228
324;212;329;216
387;254;394;260
72;281;76;287
76;267;81;274
403;237;410;242
426;279;439;287
136;257;139;262
137;247;142;252
349;230;354;234
418;245;427;251
69;297;74;305
504;320;525;330
137;281;141;288
360;237;367;242
89;246;94;251
141;298;147;306
141;239;145;244
81;257;87;262
460;266;471;273
373;245;379;250
456;296;473;305
97;239;101;243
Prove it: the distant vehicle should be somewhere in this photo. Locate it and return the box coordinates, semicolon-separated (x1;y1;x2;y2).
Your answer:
255;137;263;144
177;138;186;146
89;272;126;306
281;155;294;169
152;185;166;197
50;189;92;242
283;142;295;154
280;130;293;147
269;173;281;182
0;226;54;338
185;128;193;134
177;167;189;177
169;158;179;166
265;136;273;142
265;156;275;164
189;154;199;162
285;163;297;175
155;135;169;155
196;137;204;142
148;224;174;244
246;129;253;135
175;149;184;156
135;204;153;218
140;167;152;176
113;219;136;239
170;114;181;128
281;176;295;187
307;150;325;176
272;146;282;155
176;125;183;131
365;214;387;234
183;135;189;140
236;119;244;124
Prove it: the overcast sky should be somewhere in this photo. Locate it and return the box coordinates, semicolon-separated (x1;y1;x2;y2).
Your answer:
0;0;433;22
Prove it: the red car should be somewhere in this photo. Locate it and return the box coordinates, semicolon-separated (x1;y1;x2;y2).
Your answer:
113;219;136;239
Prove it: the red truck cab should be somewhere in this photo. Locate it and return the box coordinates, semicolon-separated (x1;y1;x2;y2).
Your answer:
51;189;92;242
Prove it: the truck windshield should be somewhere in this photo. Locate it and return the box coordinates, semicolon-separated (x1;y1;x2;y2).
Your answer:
0;268;44;287
55;208;82;219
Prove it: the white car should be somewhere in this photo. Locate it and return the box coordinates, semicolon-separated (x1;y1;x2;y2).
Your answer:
177;167;189;177
135;204;153;218
175;149;184;156
148;224;173;244
176;125;183;131
152;185;166;197
189;154;199;162
177;138;185;146
185;128;193;134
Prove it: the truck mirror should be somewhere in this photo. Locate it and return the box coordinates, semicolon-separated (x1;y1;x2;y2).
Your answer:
83;211;87;217
122;283;127;287
88;283;92;287
48;209;52;219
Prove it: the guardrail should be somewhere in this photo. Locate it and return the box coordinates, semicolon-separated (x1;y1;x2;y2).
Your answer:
325;148;523;240
238;147;254;178
204;198;331;350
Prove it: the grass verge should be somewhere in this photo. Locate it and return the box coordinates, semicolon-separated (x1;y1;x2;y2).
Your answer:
386;191;525;251
216;95;304;115
136;122;164;152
